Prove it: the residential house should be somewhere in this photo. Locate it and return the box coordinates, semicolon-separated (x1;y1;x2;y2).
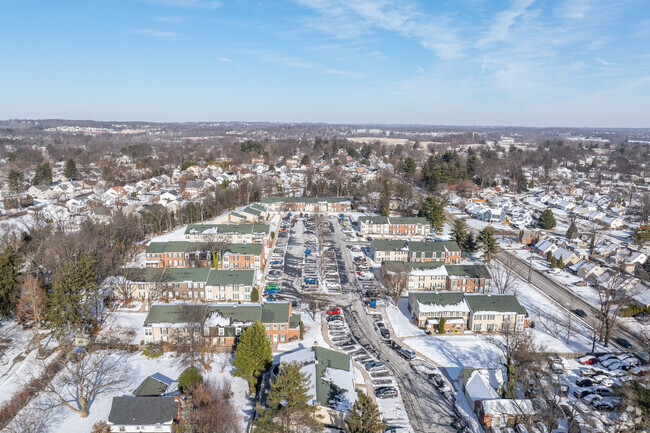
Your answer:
476;399;535;429
146;242;264;270
534;238;557;256
459;368;503;413
551;248;582;266
143;302;301;346
107;396;180;432
599;216;624;229
569;261;605;279
445;265;492;293
384;262;490;293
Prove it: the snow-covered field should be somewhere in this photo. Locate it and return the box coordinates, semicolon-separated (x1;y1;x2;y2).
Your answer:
385;299;425;338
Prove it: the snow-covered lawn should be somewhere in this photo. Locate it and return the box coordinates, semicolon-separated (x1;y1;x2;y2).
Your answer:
97;311;148;345
385;298;425;338
148;224;188;243
12;351;253;433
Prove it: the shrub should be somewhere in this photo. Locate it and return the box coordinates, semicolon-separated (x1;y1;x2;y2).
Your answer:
178;367;203;393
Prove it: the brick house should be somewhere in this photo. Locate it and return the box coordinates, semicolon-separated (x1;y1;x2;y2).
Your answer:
358;216;429;236
261;196;351;213
382;261;490;293
184;224;271;247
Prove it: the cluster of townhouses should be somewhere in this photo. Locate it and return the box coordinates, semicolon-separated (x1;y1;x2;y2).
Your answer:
372;239;463;264
382;261;492;293
358;216;430;236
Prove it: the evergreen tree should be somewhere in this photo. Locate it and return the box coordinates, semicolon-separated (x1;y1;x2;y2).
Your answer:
233;321;272;394
250;287;259;302
7;169;23;192
438;317;446;334
566;220;578;240
401;157;416;175
64;158;78;179
550;256;557;268
0;246;21;318
47;253;98;338
518;229;524;241
632;225;650;249
464;233;478;254
538;208;557;229
300;155;311;166
345;390;385;433
546;251;553;262
557;257;564;269
478;225;499;263
178;367;202;393
32;160;52;186
255;361;322;433
450;219;469;252
418;195;447;233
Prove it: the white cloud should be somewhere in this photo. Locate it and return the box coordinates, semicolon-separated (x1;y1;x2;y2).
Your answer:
132;29;188;40
294;0;464;60
594;57;616;65
153;16;186;23
416;67;424;73
144;0;222;9
477;0;535;47
217;57;233;63
243;50;314;68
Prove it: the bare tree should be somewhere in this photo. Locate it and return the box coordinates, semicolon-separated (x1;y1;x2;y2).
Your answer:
202;235;231;270
145;268;170;309
303;292;328;320
595;273;636;346
488;259;519;294
16;275;46;353
35;351;132;418
175;304;209;369
5;408;50;433
380;263;409;305
181;381;242;433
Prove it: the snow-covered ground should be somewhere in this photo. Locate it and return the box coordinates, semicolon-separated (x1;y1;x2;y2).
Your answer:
97;311;149;345
385;299;425;338
9;351;253;433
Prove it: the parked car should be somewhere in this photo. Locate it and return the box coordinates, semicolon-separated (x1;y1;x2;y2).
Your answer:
380;328;391;339
374;386;398;399
592;401;615;411
265;288;279;294
572;308;588;318
398;347;416;360
327;315;343;322
594;387;613;397
576;378;595;387
270;260;283;265
577;355;598;365
550;362;565;374
580;368;596;377
365;361;385;371
573;389;592;399
327;307;341;315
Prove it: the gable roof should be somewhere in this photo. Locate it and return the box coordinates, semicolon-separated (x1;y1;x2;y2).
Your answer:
108;396;178;426
133;373;178;397
445;264;491;279
206;270;255;286
465;294;528;315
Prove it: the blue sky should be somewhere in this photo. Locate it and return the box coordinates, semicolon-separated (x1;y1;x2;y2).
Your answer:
1;0;649;127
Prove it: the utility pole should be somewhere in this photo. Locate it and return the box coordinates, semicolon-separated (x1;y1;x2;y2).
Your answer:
528;250;533;283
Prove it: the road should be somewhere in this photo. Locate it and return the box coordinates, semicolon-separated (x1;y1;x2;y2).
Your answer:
496;250;648;362
330;217;461;433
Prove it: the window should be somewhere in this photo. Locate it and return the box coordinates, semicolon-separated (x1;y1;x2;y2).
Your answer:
473;324;481;331
145;328;152;336
233;293;239;300
162;327;168;335
273;324;278;330
280;334;286;342
488;315;495;321
265;324;270;331
220;337;226;346
280;324;286;330
236;327;241;336
218;328;224;336
245;286;251;293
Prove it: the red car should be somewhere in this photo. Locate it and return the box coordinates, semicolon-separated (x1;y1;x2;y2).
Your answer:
577;355;598;365
327;307;341;315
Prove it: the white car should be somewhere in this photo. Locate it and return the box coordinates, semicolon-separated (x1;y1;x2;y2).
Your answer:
546;268;561;275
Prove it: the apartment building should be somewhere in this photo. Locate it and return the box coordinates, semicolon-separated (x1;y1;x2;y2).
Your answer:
383;262;490;293
145;241;189;268
125;268;257;302
358;216;429;236
407;292;470;330
372;240;462;264
261;196;351;213
184;224;270;246
465;294;529;333
143;302;301;346
408;292;529;332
